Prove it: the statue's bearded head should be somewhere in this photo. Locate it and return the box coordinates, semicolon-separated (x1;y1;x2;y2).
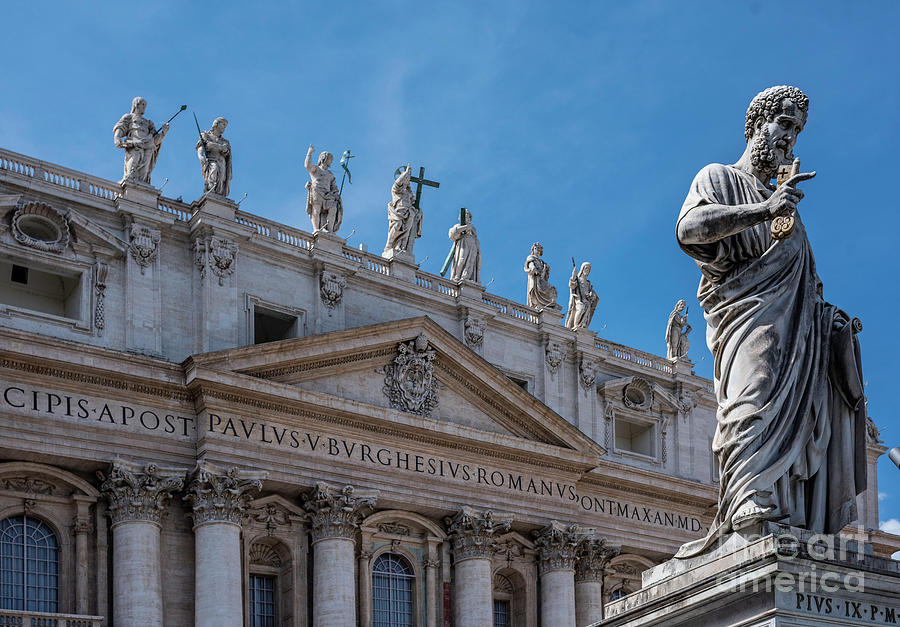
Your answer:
676;299;686;312
531;242;543;256
580;262;591;277
745;86;809;178
211;117;228;135
131;97;147;116
318;151;334;168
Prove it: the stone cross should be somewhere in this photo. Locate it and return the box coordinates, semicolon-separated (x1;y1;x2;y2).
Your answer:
408;166;439;209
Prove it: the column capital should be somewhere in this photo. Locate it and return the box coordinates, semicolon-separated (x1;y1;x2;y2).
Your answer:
99;458;187;526
575;537;620;582
302;482;378;542
444;506;512;562
184;461;267;527
533;520;586;574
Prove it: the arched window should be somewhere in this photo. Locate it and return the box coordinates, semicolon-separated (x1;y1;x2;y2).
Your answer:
609;587;628;602
372;553;414;627
0;515;59;612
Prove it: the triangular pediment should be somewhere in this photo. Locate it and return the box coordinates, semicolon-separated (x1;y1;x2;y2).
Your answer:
185;317;605;465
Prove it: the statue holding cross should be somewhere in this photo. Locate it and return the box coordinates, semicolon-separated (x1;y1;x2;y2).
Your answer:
383;164;439;258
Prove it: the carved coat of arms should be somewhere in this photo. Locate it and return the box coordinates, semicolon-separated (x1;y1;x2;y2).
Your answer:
382;333;439;416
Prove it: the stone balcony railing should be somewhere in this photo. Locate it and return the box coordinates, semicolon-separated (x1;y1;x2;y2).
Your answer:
0;609;104;626
0;145;693;384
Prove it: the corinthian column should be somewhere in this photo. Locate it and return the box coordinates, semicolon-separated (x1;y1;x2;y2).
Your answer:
445;507;511;627
303;482;378;627
575;538;619;627
534;521;583;627
185;462;267;627
100;459;186;627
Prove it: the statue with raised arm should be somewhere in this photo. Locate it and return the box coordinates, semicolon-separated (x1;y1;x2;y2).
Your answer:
564;262;598;330
665;299;691;360
197;117;232;197
524;242;558;309
448;209;481;282
384;165;421;255
113;97;169;185
304;145;343;233
675;86;866;558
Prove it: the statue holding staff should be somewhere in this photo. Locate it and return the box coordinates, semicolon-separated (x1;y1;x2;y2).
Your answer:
524;242;558;309
196;116;232;197
305;145;343;233
448;209;481;282
675;85;866;558
113;97;171;185
564;261;598;330
665;299;691;360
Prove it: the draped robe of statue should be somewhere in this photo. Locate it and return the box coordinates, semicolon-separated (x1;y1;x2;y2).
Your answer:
665;309;691;360
197;131;232;196
524;252;558;309
385;169;421;254
564;268;598;330
113;114;165;185
675;163;866;558
448;217;481;282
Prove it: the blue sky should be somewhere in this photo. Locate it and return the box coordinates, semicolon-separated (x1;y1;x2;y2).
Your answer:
2;1;899;530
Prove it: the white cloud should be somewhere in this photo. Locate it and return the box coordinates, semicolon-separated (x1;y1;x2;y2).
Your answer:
880;519;900;560
879;492;888;501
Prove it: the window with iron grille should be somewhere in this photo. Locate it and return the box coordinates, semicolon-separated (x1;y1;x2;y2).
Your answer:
493;599;511;627
0;515;59;612
249;574;276;627
372;553;414;627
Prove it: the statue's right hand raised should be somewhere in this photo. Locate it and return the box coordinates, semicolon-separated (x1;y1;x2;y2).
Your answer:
308;144;315;153
764;175;811;218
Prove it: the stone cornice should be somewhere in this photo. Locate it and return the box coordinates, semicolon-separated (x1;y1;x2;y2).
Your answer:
445;507;512;562
99;458;187;526
184;462;266;527
302;482;378;543
583;461;718;509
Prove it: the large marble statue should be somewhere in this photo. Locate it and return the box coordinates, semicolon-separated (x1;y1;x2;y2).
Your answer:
564;262;598;330
305;146;343;233
448;210;481;282
665;299;691;360
675;86;866;558
524;242;559;310
113;97;169;185
197;117;232;197
384;165;422;255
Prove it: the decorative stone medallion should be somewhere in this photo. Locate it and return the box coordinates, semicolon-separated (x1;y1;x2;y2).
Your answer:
464;314;486;348
579;358;597;390
128;224;160;274
545;341;564;374
11;201;70;253
320;272;346;310
623;377;653;411
194;235;237;286
382;333;439;416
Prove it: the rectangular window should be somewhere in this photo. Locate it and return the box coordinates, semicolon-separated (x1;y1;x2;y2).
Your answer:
493;599;510;627
253;306;298;344
0;259;82;320
615;418;655;457
249;574;276;627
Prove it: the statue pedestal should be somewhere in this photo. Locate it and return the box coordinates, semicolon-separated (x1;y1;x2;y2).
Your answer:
594;522;900;627
310;230;346;257
539;307;564;328
456;279;484;302
192;193;238;221
116;182;165;224
381;248;417;283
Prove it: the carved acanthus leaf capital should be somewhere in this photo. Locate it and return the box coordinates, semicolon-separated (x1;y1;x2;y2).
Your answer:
184;462;266;527
533;520;586;574
99;459;187;526
575;537;620;582
444;506;512;562
302;482;378;542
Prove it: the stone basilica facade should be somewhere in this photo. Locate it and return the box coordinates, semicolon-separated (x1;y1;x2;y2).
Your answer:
0;143;895;627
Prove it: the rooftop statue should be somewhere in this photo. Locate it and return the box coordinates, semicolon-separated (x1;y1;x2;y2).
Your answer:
524;242;559;310
113;97;170;185
675;86;866;558
665;299;691;360
305;145;343;233
384;165;422;255
564;261;598;330
196;117;232;197
448;209;481;283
